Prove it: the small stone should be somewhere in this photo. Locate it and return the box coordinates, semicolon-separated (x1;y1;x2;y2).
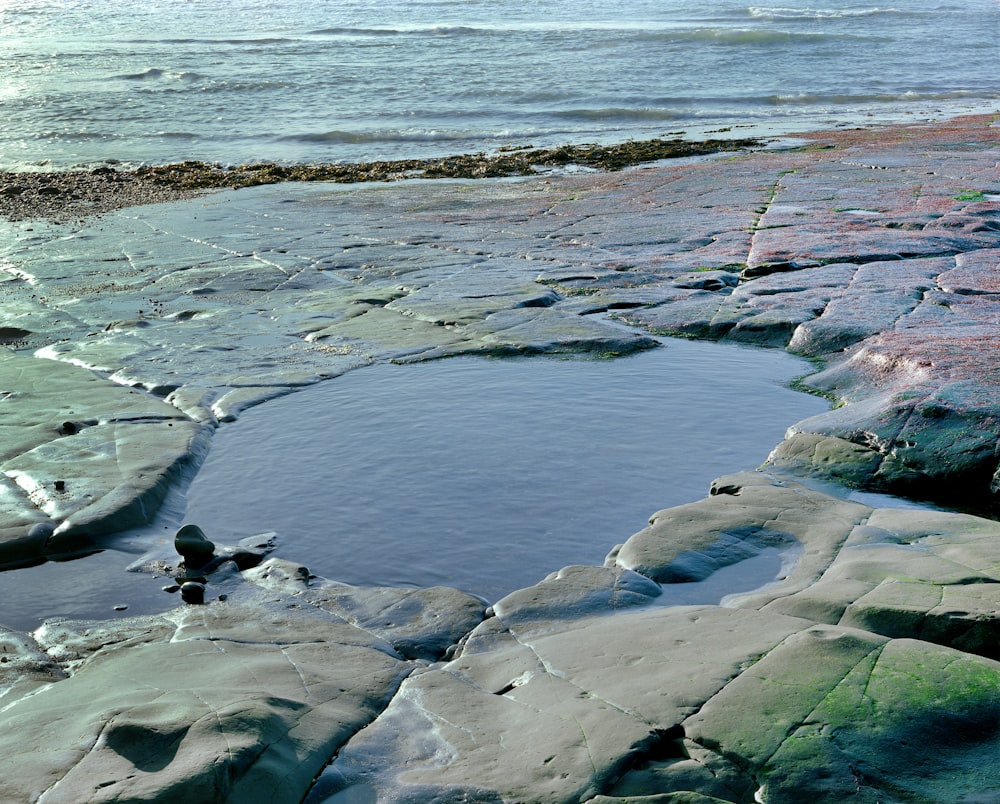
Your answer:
180;581;206;605
174;523;215;568
27;522;56;542
113;604;128;612
53;480;66;492
59;421;79;435
162;584;181;594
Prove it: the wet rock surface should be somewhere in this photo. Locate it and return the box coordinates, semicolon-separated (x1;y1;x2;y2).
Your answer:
1;115;999;802
0;137;759;222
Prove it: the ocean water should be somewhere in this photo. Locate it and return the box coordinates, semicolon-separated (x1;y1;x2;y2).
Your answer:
1;0;998;171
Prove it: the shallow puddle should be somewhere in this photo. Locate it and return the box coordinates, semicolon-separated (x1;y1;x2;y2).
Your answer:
183;338;829;601
3;337;831;630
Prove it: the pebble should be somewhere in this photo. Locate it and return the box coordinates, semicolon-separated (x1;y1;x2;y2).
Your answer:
180;582;206;605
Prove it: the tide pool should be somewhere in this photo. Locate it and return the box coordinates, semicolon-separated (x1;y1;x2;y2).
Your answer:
183;338;828;601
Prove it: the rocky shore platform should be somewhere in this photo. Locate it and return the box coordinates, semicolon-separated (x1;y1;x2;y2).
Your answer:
1;114;999;802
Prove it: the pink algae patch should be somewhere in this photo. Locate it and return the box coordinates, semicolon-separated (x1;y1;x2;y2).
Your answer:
865;332;1000;385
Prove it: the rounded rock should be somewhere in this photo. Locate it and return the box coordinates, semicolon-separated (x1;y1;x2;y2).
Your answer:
180;581;206;605
27;521;56;543
174;523;216;568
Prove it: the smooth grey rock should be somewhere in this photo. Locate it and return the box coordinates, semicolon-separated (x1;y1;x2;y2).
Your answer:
765;431;887;488
325;606;812;801
492;564;662;631
300;583;486;662
753;507;1000;659
0;605;411;803
614;470;871;594
242;556;312;593
0;349;210;564
383;260;560;325
467;307;658;355
242;559;486;662
672;269;739;291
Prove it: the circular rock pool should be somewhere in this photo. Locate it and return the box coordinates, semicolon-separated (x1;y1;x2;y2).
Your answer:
4;337;830;629
184;338;829;600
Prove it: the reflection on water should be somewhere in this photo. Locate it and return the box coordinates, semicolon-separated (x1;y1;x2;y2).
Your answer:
184;338;828;601
3;338;830;630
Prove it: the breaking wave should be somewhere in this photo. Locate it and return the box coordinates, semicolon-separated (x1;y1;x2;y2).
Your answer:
747;6;907;19
766;89;993;105
307;25;489;37
116;68;204;81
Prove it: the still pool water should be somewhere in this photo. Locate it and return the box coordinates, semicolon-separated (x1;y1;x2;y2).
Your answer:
3;337;831;630
183;337;829;601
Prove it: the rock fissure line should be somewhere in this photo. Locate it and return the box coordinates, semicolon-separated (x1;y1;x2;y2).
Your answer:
1;114;999;801
494;618;652;725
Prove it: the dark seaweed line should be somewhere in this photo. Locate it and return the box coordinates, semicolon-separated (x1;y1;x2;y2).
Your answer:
0;137;763;222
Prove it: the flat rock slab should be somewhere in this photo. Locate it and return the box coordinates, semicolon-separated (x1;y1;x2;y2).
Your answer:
0;348;209;566
0;604;412;803
1;115;1000;802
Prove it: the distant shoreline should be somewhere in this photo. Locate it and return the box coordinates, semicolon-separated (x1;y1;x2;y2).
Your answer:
4;111;996;225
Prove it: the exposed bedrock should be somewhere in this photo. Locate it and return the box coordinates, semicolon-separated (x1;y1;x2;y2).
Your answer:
2;115;997;567
0;347;210;566
613;119;1000;507
1;115;999;802
3;469;999;802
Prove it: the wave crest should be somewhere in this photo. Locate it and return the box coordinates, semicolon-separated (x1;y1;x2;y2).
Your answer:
307;25;488;38
748;6;906;19
117;68;204;81
767;89;989;105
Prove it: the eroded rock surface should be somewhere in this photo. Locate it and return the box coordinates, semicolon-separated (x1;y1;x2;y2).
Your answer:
611;117;1000;506
0;605;412;803
313;470;1000;803
2;115;997;566
1;115;999;802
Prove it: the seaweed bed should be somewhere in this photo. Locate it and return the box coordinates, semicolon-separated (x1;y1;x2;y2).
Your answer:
0;136;761;222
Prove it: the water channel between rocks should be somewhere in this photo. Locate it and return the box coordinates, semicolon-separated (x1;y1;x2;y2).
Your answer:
5;337;834;630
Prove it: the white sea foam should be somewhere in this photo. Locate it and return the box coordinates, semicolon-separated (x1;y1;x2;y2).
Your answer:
747;5;906;19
